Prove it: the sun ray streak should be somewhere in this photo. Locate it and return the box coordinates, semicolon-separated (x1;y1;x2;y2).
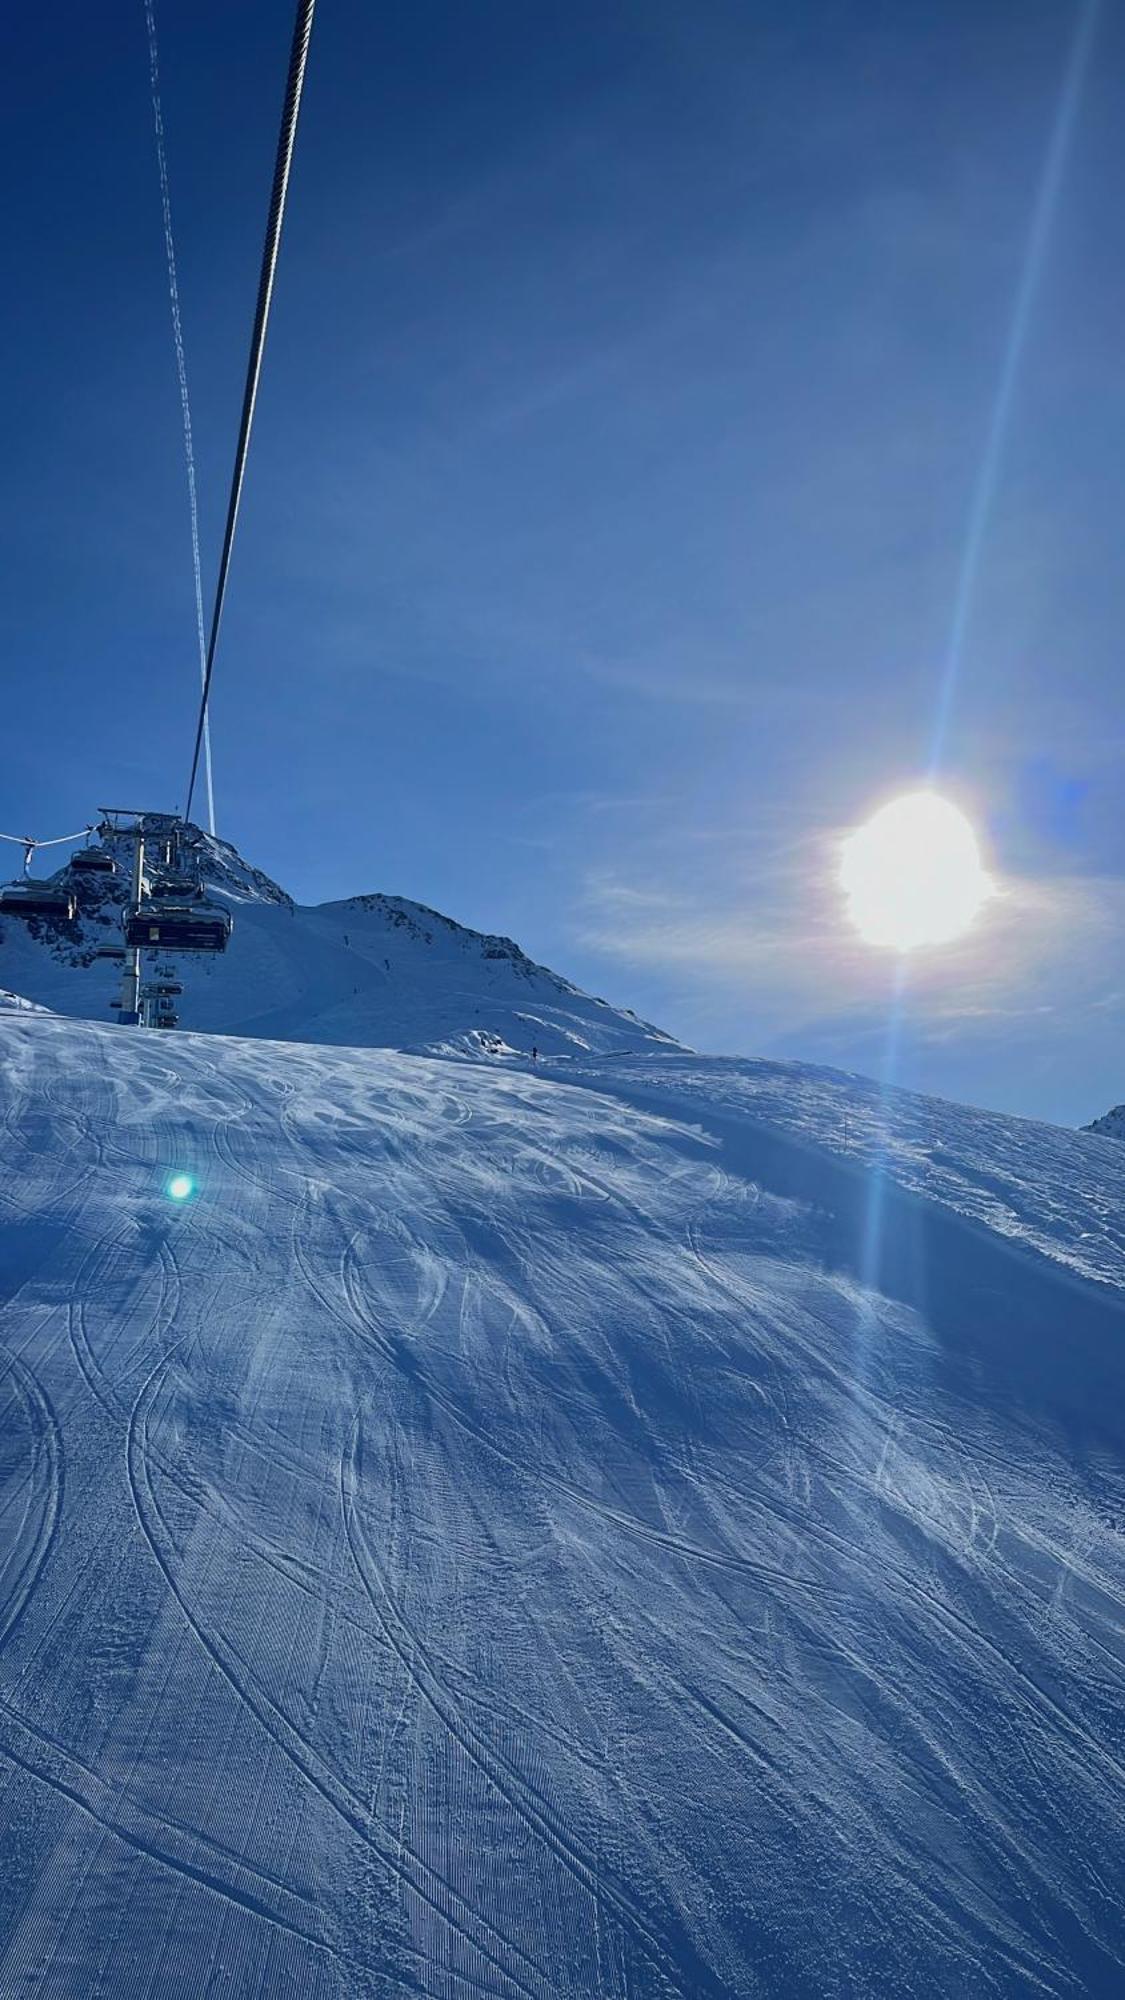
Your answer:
928;0;1100;774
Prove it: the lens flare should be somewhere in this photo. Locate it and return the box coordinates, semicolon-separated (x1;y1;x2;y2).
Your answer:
167;1173;195;1202
841;792;992;952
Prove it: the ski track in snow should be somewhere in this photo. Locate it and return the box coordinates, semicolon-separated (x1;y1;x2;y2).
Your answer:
0;1017;1124;1996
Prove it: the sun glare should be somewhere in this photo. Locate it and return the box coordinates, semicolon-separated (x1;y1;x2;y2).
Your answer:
841;791;991;951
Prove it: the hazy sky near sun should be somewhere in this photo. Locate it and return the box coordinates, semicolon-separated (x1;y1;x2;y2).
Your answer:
2;0;1122;1124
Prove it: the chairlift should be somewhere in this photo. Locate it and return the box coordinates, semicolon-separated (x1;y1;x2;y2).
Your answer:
71;847;117;876
124;901;232;953
144;984;180;1029
0;882;77;923
147;872;204;903
93;944;127;961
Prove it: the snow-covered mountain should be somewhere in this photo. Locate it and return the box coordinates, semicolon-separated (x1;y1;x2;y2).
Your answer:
0;822;676;1058
1;1009;1123;1996
1086;1102;1125;1142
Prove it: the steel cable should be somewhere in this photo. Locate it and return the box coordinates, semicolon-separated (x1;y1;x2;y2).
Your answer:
183;0;316;826
0;829;92;849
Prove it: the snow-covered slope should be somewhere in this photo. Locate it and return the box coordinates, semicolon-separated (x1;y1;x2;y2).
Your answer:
0;990;50;1015
1;1012;1123;1997
0;826;674;1059
1086;1102;1125;1143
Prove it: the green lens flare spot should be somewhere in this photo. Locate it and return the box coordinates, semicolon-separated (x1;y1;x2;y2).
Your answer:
167;1174;195;1202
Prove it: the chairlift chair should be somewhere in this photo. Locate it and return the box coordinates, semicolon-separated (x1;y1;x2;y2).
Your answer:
124;902;232;953
71;847;117;876
147;872;204;903
145;981;180;1028
0;882;77;923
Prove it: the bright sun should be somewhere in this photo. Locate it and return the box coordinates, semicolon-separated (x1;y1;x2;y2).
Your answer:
840;791;992;951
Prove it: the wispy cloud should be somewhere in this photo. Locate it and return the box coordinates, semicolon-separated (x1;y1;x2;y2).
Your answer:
574;822;1125;1055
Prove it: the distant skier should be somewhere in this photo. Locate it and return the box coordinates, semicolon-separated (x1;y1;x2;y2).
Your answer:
531;1045;538;1064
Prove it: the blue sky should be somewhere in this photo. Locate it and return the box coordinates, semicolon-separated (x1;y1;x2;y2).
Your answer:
2;0;1121;1124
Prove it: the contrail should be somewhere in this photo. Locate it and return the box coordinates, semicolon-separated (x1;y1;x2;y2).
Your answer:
144;0;217;836
929;0;1100;773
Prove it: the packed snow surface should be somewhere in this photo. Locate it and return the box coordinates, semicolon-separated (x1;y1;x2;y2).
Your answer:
1;1014;1124;1997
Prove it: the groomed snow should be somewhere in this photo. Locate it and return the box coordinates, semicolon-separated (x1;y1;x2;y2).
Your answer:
1;1014;1123;1996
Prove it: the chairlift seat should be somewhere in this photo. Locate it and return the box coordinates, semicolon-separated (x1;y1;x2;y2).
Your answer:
124;902;232;953
147;873;203;903
71;848;117;876
0;884;77;922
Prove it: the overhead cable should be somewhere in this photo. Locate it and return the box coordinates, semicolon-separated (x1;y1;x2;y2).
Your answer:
184;0;317;826
0;829;92;849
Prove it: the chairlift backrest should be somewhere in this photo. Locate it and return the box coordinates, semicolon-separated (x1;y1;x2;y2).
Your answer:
124;902;232;953
0;883;77;923
147;873;204;903
71;848;117;876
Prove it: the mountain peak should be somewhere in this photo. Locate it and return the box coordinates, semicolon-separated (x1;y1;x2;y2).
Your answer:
171;822;292;908
1085;1103;1125;1142
0;827;678;1060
